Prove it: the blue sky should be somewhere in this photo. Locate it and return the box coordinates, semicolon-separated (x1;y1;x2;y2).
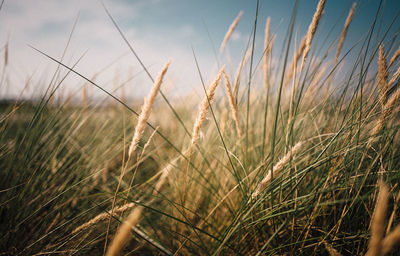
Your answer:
0;0;399;100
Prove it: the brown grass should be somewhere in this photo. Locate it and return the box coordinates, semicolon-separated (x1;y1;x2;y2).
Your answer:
189;66;224;152
300;0;326;73
104;61;170;252
369;45;390;141
105;206;144;256
366;182;388;256
382;225;400;255
72;203;135;235
127;126;159;194
220;11;243;54
335;2;356;65
388;65;400;85
384;85;400;115
128;60;171;157
252;141;303;198
389;45;400;67
222;70;241;136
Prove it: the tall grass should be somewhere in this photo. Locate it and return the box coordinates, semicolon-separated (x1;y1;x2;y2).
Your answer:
1;1;400;255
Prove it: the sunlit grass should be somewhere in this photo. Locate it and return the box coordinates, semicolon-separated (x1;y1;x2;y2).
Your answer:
1;1;400;255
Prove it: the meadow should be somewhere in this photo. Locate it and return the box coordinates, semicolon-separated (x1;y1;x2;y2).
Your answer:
1;0;400;255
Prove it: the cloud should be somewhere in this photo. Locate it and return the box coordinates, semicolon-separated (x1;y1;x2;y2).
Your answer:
0;0;218;100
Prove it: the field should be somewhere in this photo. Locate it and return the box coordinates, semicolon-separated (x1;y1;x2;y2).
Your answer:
1;0;400;255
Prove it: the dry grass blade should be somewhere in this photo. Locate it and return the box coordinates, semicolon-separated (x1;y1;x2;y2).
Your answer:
252;141;303;198
72;203;135;235
222;70;241;136
189;67;224;152
220;11;243;54
382;225;400;255
105;61;169;253
300;0;326;73
335;2;356;64
128;127;159;194
386;190;400;234
45;212;61;234
366;182;389;256
106;206;144;256
128;60;171;158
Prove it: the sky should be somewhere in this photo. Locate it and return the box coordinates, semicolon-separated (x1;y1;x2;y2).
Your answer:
0;0;399;101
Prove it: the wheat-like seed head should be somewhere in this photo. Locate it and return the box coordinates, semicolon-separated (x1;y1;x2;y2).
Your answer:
220;11;243;54
366;182;388;256
369;119;385;145
128;60;171;158
389;45;400;68
378;44;389;107
222;70;241;136
106;206;143;256
189;67;224;152
300;0;326;73
385;86;400;115
388;65;400;86
72;203;135;235
252;141;303;198
371;81;400;140
386;191;400;235
382;225;400;255
368;45;392;144
335;2;356;65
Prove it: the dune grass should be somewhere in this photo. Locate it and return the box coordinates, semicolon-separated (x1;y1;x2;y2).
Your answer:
1;0;400;255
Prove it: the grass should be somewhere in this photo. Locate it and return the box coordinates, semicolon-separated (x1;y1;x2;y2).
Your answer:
1;0;400;255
